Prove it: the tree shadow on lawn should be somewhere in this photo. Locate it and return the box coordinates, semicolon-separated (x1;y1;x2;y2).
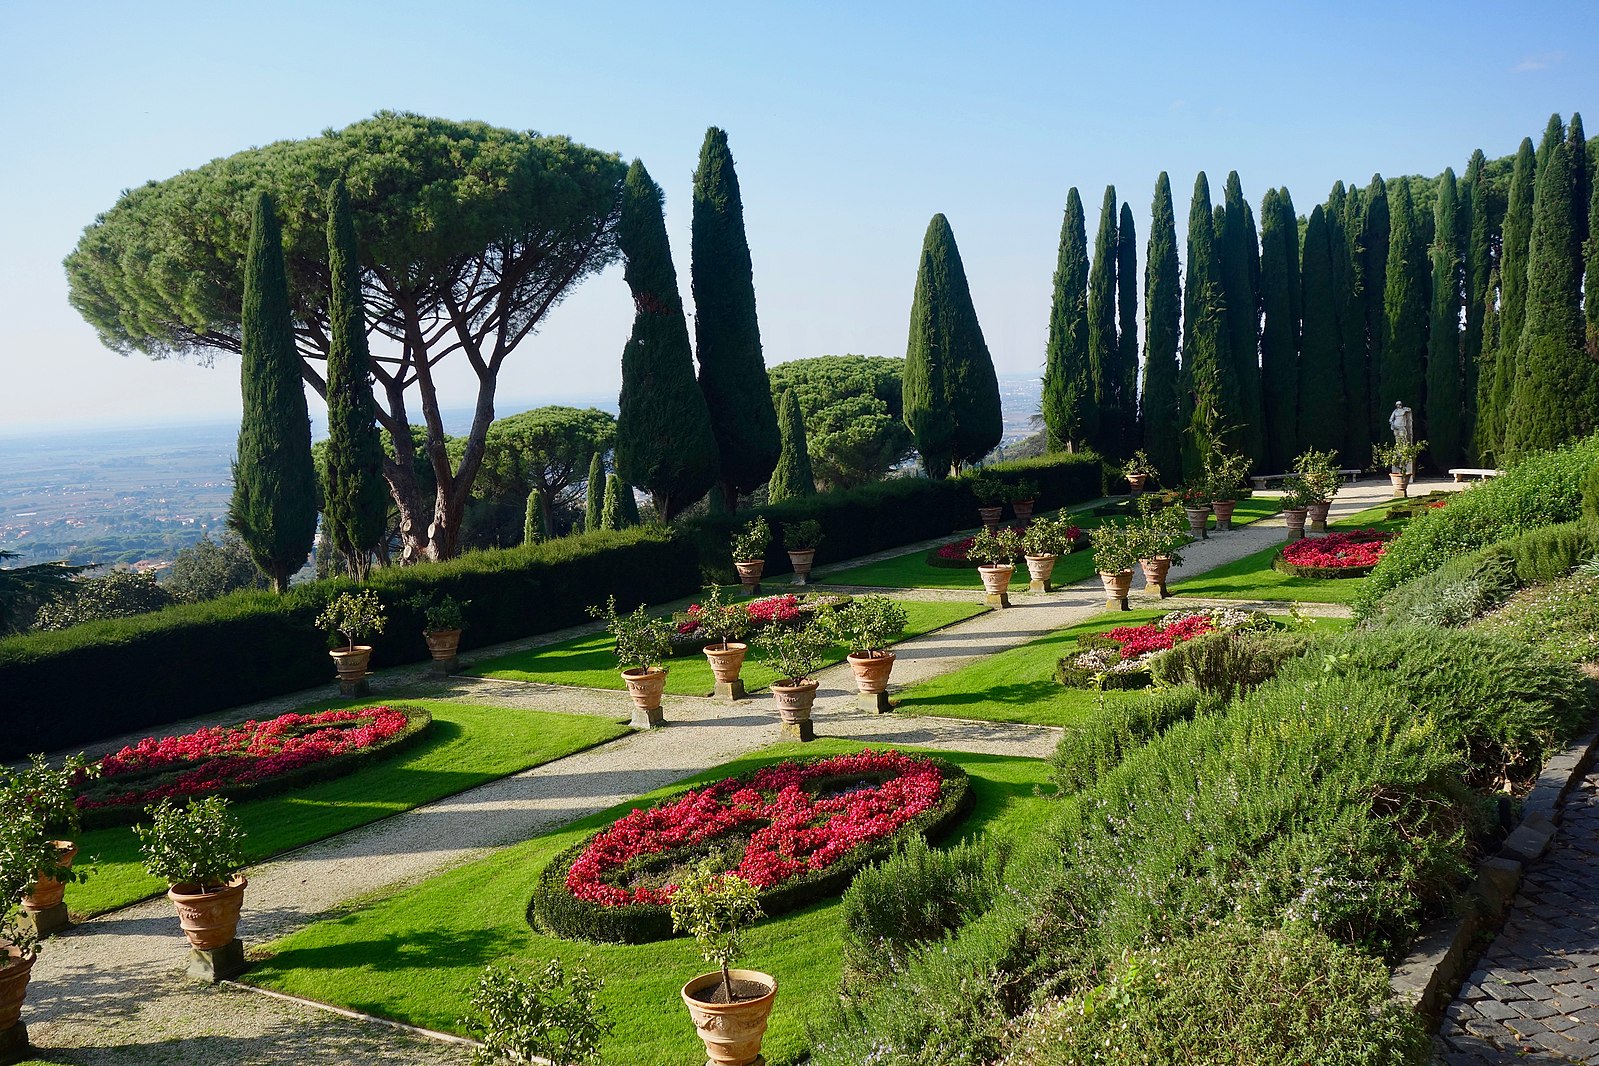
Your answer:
896;679;1062;707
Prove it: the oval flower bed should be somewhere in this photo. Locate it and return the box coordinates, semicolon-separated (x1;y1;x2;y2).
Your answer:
927;526;1083;568
1274;529;1395;579
74;705;432;827
670;592;851;652
1057;607;1269;689
531;749;970;943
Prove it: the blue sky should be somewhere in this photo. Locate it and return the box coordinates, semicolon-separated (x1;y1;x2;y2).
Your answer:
1;0;1593;431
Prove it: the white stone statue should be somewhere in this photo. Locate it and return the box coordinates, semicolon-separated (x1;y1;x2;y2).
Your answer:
1389;401;1415;474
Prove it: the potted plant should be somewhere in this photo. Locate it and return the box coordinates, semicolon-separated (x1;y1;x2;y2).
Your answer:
406;592;469;670
1020;515;1080;593
679;585;752;701
670;865;774;1066
1178;484;1212;538
3;754;97;939
753;619;831;741
1134;501;1188;598
1009;479;1040;522
0;785;70;1047
969;474;1008;530
589;596;674;728
1374;439;1426;498
1279;477;1314;541
783;519;823;586
730;518;771;595
965;526;1022;608
1123;450;1157;493
1091;520;1144;611
1293;447;1342;529
1202;446;1251;530
135;795;248;981
316;588;387;684
466;958;613;1066
829;595;908;710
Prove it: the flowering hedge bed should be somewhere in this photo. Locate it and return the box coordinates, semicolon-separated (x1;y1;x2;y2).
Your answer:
926;527;1085;568
1274;529;1395;579
74;705;432;827
1056;607;1269;689
531;750;971;943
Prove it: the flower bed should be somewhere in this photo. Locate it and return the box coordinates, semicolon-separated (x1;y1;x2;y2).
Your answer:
1274;529;1395;579
669;592;850;652
74;705;432;827
927;527;1084;568
531;750;971;943
1057;607;1268;689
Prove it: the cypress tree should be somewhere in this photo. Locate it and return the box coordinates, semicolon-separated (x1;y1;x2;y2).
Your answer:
767;389;817;502
1588;142;1599;358
1427;168;1464;467
1474;265;1502;462
1219;172;1264;469
523;487;547;544
613;160;719;521
1087;186;1120;456
1116;203;1139;455
1180;173;1232;478
1504;139;1593;454
616;480;640;527
1536;113;1565;174
1298;205;1345;451
1258;187;1300;470
1042;190;1093;452
1338;185;1372;466
1380;179;1428;438
599;474;624;531
584;451;605;531
1141;173;1182;482
1361;176;1391;442
320;180;389;582
1570;113;1589;253
227;191;316;594
1490;138;1538;456
691;128;781;508
1461;151;1492;459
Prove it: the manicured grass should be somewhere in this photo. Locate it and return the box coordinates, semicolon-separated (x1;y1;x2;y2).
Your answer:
64;701;628;919
823;497;1283;590
468;600;986;695
243;741;1055;1066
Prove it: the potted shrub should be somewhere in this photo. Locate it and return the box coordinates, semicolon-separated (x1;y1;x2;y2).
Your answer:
969;474;1008;530
1293;447;1342;530
316;588;387;685
466;958;613;1066
135;795;248;981
965;526;1022;608
1374;439;1426;498
406;593;469;670
671;865;774;1066
1123;450;1156;493
1202;446;1251;530
753;619;831;741
1135;502;1188;598
1020;514;1080;593
1279;477;1314;541
783;519;823;586
679;585;752;701
730;518;771;595
4;754;97;939
1091;520;1144;611
1178;485;1212;538
1009;479;1040;522
589;596;674;728
829;595;908;710
0;784;70;1047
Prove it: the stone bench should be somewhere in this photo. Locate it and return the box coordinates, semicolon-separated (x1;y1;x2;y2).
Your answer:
1449;467;1500;482
1250;468;1363;490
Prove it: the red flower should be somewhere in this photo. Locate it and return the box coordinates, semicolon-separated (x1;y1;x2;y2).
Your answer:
1282;529;1393;569
1103;613;1216;660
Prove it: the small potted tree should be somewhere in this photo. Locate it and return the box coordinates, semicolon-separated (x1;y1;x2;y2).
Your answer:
680;585;752;702
754;619;831;741
406;593;469;672
1374;439;1426;498
589;596;675;728
1294;448;1342;529
1009;479;1040;523
1123;450;1156;493
316;588;387;688
1203;446;1251;530
672;866;773;1066
1178;484;1212;539
782;519;823;586
1020;515;1080;593
1134;501;1188;598
966;526;1022;608
829;595;908;712
135;795;248;982
969;474;1008;530
1091;520;1144;611
730;518;771;596
5;754;97;939
1279;477;1314;541
467;958;613;1066
0;791;63;1052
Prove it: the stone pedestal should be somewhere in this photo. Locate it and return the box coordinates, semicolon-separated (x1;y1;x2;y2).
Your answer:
0;1022;28;1066
18;902;68;939
779;719;815;742
186;938;246;983
859;691;893;714
1105;595;1130;612
338;677;370;698
984;591;1010;609
1146;582;1170;599
630;706;665;729
712;678;747;702
1308;520;1327;534
1028;577;1051;594
739;580;762;598
429;656;458;675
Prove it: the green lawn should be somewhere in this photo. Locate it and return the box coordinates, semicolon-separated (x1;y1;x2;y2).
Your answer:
822;497;1283;590
467;600;986;695
243;741;1055;1066
63;701;628;919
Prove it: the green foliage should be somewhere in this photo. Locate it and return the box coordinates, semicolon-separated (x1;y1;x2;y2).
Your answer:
1338;185;1373;467
767;390;817;503
33;569;177;630
1141;175;1183;481
965;527;1023;567
475;407;616;539
1089;520;1142;574
599;474;623;532
1087;186;1121;457
466;959;612;1066
1476;570;1599;665
1180;174;1236;479
904;214;1004;475
753;620;832;683
1585;461;1599;519
1043;189;1093;454
1487;139;1538;460
729;517;771;561
1379;179;1428;439
675;584;750;647
827;595;907;656
1049;686;1220;793
692;128;781;501
587;595;673;673
1219;172;1265;469
1367;548;1520;629
523;487;547;546
1292;447;1342;504
315;588;387;650
1258;187;1300;471
1117;204;1140;456
782;518;823;552
670;864;764;991
584;452;605;533
1373;437;1428;471
135;796;246;887
1021;514;1081;558
168;533;267;603
1427;169;1465;468
1462;152;1492;460
1149;629;1314;700
0;552;88;636
765;355;914;488
406;593;468;633
1296;206;1344;452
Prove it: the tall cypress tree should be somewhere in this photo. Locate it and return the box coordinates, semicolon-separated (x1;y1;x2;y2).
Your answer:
320;180;389;581
903;213;1002;475
1380;179;1428;438
691;128;781;508
1473;267;1503;464
523;487;547;545
1490;138;1539;458
1536;113;1566;175
616;480;640;527
1087;186;1120;456
1042;190;1093;453
599;474;623;531
1504;139;1593;454
1258;187;1300;470
1461;151;1492;459
1569;114;1589;254
1427;169;1464;467
767;389;817;502
1141;174;1182;482
1298;205;1345;451
1587;140;1599;358
585;451;605;531
1335;183;1372;465
1219;172;1264;469
1361;176;1391;442
1181;173;1232;477
228;191;316;594
613;161;719;521
1116;204;1140;455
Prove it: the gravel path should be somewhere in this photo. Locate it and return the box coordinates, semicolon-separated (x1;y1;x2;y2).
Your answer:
15;479;1450;1064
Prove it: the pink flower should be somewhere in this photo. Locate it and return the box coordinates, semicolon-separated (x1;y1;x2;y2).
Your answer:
1283;529;1393;569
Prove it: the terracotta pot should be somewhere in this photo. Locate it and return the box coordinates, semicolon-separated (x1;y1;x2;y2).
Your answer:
1126;473;1148;493
1211;499;1237;530
703;643;748;684
22;841;77;912
786;549;816;585
1099;570;1135;600
167;875;248;951
681;969;778;1066
423;629;462;662
0;945;36;1033
1283;507;1308;541
1011;499;1035;522
1024;554;1057;587
329;645;372;682
977;505;1004;530
847;651;896;695
1184;507;1210;537
733;559;765;590
770;679;819;726
621;666;668;712
978;564;1014;597
1139;557;1172;590
1389;472;1410;498
1306;501;1332;530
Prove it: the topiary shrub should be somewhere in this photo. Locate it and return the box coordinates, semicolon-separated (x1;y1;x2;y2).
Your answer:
1149;629;1315;699
1049;686;1222;793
